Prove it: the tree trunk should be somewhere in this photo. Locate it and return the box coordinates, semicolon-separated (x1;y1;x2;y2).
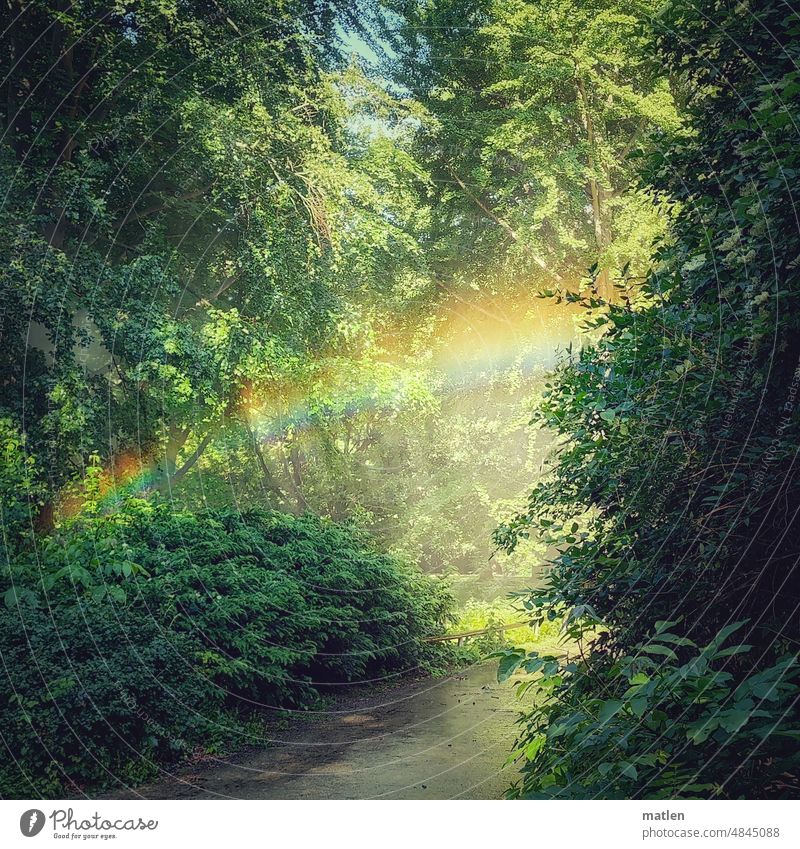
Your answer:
163;425;190;479
169;429;215;485
245;421;286;504
281;442;308;510
577;76;611;298
150;424;211;491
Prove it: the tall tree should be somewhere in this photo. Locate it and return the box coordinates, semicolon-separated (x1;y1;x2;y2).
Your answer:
1;0;438;515
384;0;681;294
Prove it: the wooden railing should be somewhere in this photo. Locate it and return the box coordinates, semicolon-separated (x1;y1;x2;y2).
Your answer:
424;620;531;646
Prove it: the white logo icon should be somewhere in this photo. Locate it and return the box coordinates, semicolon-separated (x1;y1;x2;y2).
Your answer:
19;809;46;837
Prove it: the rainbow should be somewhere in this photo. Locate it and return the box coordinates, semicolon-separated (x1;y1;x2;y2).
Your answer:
64;289;581;516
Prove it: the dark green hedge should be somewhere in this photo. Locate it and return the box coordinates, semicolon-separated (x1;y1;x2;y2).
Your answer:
0;505;453;797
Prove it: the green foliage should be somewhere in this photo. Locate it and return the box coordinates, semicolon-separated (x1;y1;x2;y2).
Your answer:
174;304;565;577
501;622;800;798
495;0;800;798
451;597;562;648
385;0;680;291
0;503;453;796
1;0;435;503
0;604;223;797
6;0;799;804
2;0;668;591
0;418;44;553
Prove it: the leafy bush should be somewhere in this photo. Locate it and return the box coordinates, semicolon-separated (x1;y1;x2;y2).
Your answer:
0;417;44;554
499;621;800;799
129;507;453;701
0;502;453;796
0;604;223;797
494;0;800;798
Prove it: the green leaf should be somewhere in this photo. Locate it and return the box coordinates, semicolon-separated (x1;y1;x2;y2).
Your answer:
654;633;697;647
715;644;752;658
497;650;526;683
640;644;678;660
108;586;127;604
687;718;719;744
598;699;624;722
710;621;749;649
719;709;751;733
750;681;781;700
4;586;37;609
525;734;547;761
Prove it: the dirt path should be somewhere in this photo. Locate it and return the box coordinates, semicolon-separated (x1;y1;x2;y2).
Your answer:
121;662;524;800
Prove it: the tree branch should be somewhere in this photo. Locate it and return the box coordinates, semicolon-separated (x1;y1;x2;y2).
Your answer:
168;428;215;484
446;166;563;283
115;184;215;232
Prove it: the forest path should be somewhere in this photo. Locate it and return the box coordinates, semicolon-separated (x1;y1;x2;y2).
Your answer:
122;662;523;800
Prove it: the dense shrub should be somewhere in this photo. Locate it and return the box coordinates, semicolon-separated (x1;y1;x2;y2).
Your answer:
0;605;222;797
495;1;800;798
498;621;800;798
129;507;453;701
0;502;453;797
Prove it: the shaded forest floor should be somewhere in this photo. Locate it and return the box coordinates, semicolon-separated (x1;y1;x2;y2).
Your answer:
112;662;524;800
